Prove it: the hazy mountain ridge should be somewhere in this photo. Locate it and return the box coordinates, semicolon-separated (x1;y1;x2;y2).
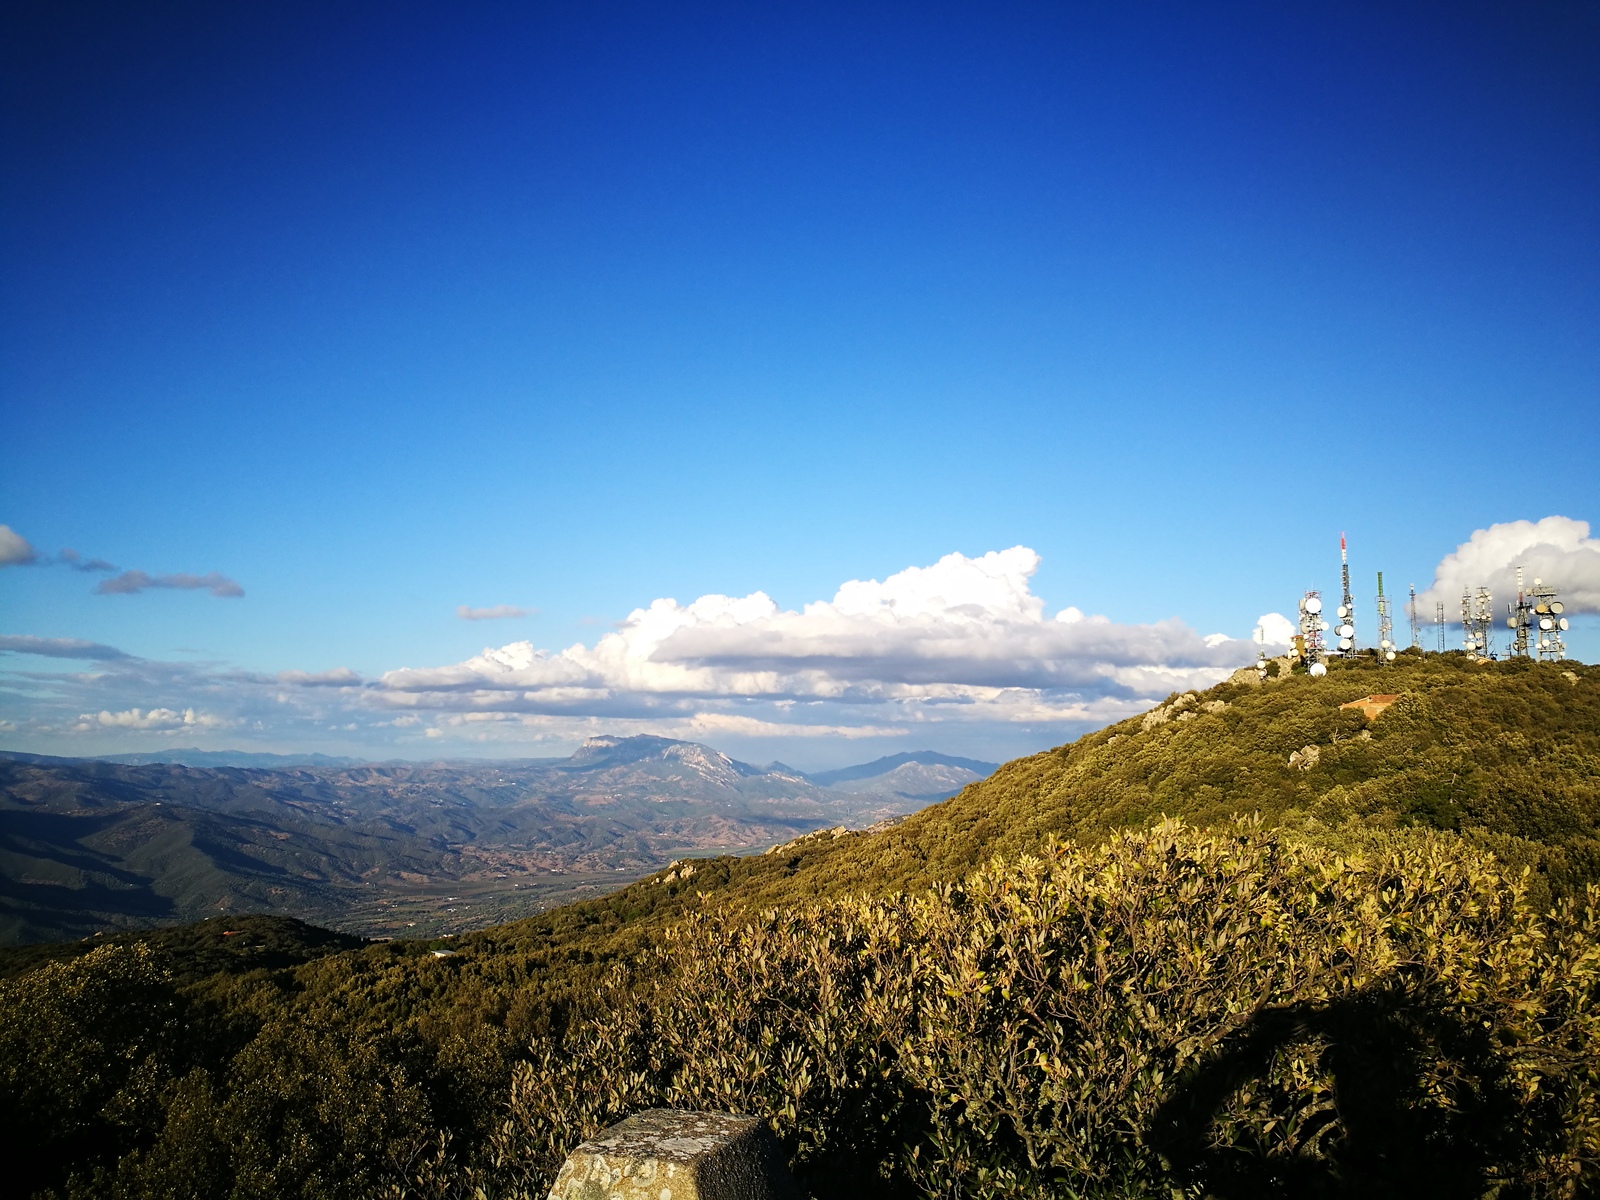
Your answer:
0;736;993;943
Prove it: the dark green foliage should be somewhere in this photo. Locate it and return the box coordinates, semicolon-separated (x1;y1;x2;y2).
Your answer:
0;915;365;982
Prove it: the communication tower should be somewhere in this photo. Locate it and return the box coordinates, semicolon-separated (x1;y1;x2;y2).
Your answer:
1297;590;1329;677
1252;622;1271;680
1375;573;1396;662
1530;577;1569;661
1462;587;1494;660
1408;584;1421;650
1334;534;1358;658
1435;602;1446;653
1506;566;1533;658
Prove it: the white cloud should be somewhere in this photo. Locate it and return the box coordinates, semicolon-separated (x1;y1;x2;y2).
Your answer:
378;547;1259;728
1417;517;1600;614
0;524;38;567
1253;612;1296;647
79;707;229;732
457;604;532;620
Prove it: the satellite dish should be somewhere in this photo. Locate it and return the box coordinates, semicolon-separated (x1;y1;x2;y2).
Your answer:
1309;662;1327;677
1306;597;1323;614
1552;602;1565;614
1559;617;1570;631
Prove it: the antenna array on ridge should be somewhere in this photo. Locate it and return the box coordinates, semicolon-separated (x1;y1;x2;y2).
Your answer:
1462;587;1494;660
1530;577;1569;661
1275;536;1573;680
1508;567;1533;658
1334;534;1358;658
1375;572;1395;662
1296;590;1328;676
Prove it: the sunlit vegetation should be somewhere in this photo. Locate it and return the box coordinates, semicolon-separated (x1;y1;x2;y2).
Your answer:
3;654;1596;1198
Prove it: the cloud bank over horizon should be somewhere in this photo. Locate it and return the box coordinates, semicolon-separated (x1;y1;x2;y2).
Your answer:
1;524;1590;762
1;545;1272;758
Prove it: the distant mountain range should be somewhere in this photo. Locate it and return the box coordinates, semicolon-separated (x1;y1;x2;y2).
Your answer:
0;737;994;943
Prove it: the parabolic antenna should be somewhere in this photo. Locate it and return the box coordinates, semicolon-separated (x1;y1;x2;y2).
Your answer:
1386;650;1397;661
1507;617;1517;628
1309;662;1327;677
1541;618;1554;631
1536;603;1550;615
1553;602;1565;614
1320;621;1331;632
1338;637;1352;650
1337;624;1354;637
1306;597;1323;614
1560;617;1570;631
1337;605;1349;618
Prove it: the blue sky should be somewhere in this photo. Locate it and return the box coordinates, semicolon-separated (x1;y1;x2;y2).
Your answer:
3;0;1597;766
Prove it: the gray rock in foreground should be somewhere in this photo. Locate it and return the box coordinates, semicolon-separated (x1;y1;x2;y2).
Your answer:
547;1109;802;1200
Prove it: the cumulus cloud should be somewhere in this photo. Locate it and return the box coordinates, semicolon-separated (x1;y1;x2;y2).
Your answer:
378;548;1259;729
456;605;531;621
1416;517;1600;614
97;570;244;598
79;707;228;732
0;635;132;661
1253;612;1296;647
0;525;38;567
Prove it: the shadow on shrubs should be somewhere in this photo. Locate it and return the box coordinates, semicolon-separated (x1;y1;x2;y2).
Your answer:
1151;990;1561;1200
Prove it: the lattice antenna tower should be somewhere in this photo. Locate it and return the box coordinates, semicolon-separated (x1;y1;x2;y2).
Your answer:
1507;566;1534;658
1376;573;1396;662
1462;587;1494;660
1530;577;1569;661
1334;533;1358;658
1408;584;1421;650
1252;620;1271;679
1297;590;1328;677
1435;602;1446;652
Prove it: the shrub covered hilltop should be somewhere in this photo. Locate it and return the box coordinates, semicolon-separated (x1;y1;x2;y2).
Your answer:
3;652;1598;1200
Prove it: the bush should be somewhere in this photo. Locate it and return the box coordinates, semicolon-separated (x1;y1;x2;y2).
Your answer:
477;821;1600;1199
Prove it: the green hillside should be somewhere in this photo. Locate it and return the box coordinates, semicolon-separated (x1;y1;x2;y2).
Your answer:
3;653;1597;1200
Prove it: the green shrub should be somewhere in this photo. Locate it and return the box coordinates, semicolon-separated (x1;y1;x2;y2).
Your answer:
0;943;183;1198
478;821;1600;1199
